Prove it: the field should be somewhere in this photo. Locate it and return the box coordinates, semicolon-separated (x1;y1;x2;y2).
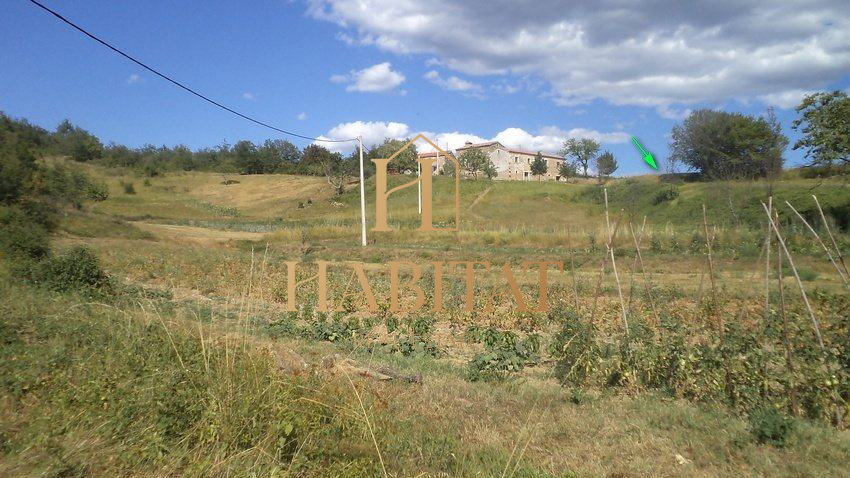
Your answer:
3;164;850;477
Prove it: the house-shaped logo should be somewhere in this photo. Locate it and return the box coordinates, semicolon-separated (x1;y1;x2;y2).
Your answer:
372;134;460;232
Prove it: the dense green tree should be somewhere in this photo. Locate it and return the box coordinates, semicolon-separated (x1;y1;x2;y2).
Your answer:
258;139;300;173
792;91;850;169
669;109;787;179
55;119;103;162
558;160;578;179
562;138;600;177
595;151;618;180
233;140;262;174
172;145;195;171
458;148;494;179
373;138;418;174
530;152;547;179
300;144;336;176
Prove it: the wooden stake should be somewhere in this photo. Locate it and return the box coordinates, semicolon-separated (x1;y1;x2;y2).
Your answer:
630;222;659;327
785;200;848;287
812;195;850;282
762;203;824;349
702;205;720;331
566;228;579;309
775;210;798;416
765;196;772;320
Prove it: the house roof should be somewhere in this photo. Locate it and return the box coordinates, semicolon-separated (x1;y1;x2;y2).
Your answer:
507;149;563;161
416;151;451;158
454;141;503;151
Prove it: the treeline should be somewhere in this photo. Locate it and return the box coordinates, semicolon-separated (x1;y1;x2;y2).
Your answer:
101;140;352;177
1;112;110;288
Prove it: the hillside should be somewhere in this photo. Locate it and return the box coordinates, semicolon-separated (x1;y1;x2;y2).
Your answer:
3;163;850;477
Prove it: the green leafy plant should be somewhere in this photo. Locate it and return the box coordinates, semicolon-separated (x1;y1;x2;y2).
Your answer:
32;245;110;293
749;406;795;447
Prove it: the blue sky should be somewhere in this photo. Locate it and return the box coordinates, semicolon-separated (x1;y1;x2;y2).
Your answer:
2;0;849;174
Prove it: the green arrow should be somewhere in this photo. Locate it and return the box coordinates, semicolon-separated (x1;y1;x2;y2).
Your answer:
631;136;658;170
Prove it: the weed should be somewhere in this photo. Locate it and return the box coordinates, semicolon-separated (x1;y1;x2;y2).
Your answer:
750;406;795;447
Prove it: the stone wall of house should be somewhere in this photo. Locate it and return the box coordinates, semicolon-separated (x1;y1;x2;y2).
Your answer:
453;143;565;181
498;150;564;181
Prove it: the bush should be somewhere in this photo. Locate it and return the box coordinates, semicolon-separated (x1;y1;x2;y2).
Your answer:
85;178;109;201
549;307;597;386
33;246;110;293
122;181;136;195
466;328;540;382
0;205;51;260
652;185;679;204
749;406;795;447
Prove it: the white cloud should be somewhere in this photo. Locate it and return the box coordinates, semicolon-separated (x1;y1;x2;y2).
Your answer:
315;120;411;152
423;70;483;98
655;105;693;120
297;112;308;121
126;74;143;84
316;121;628;154
330;62;406;93
308;0;850;109
242;92;256;100
758;89;814;109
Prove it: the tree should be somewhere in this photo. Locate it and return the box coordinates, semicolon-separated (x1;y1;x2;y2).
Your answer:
300;144;335;175
234;140;262;174
595;151;618;180
374;138;417;174
55;119;103;162
457;148;493;179
482;159;498;179
530;152;547;179
440;158;456;177
669;109;788;179
258;139;301;173
172;144;195;171
561;138;600;177
321;151;357;195
792;91;850;168
558;160;578;179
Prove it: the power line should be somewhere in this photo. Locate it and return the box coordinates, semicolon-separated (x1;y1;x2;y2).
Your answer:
26;0;356;144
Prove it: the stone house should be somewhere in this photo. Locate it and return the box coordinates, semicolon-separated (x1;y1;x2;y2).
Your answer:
452;141;566;181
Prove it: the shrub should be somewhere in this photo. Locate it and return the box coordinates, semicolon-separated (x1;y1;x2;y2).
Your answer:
33;246;110;293
652;185;679;204
467;328;540;381
85;178;109;201
122;181;136;195
0;205;51;260
549;307;597;386
649;234;663;252
749;406;795;447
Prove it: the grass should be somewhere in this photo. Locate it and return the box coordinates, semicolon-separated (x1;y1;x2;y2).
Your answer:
2;273;849;477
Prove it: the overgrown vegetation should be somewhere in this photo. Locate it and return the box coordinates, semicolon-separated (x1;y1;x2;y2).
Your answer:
3;107;850;475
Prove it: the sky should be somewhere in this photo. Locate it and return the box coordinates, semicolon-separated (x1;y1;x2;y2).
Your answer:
2;0;849;174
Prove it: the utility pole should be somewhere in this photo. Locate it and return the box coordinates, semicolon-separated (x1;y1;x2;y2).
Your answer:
418;161;422;215
358;136;367;246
